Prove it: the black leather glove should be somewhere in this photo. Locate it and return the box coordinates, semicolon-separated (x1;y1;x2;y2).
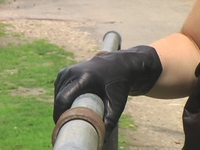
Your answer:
182;73;200;150
53;45;162;140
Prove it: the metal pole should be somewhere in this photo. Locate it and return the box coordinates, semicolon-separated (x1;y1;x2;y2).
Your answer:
52;31;122;150
101;31;121;150
101;31;121;51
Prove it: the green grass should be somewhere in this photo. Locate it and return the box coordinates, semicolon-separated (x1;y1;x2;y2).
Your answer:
119;114;136;130
0;96;53;149
0;0;5;4
0;22;7;37
119;114;136;149
119;134;130;150
0;40;74;89
0;39;75;150
0;22;23;39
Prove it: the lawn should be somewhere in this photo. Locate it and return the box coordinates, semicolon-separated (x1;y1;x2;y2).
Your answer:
0;26;75;149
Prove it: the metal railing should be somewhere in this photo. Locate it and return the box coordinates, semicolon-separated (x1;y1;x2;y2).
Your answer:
52;31;122;150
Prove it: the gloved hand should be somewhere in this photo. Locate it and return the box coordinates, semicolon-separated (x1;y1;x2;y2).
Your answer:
53;45;162;140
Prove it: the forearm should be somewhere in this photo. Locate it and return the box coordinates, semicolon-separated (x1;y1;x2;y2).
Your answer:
147;33;200;98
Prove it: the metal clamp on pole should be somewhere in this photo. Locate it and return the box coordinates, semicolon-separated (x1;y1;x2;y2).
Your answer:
52;31;122;150
52;94;105;150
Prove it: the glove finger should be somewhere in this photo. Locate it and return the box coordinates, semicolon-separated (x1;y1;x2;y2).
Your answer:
103;80;130;141
54;66;79;97
54;67;70;96
54;79;86;123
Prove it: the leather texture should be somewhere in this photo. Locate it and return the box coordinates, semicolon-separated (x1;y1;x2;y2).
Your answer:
53;45;163;140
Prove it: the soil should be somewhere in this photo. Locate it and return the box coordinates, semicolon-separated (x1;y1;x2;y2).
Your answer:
0;0;192;149
10;86;45;96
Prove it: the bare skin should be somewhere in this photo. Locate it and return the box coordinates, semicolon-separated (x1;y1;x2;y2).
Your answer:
145;0;200;99
147;33;200;98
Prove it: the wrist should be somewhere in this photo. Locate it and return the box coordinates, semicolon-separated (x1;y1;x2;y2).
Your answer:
116;45;163;95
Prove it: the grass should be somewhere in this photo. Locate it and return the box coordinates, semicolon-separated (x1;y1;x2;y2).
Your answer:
0;22;7;37
0;34;75;149
0;0;5;4
0;96;54;149
0;40;74;89
119;134;130;150
119;114;136;130
119;114;136;149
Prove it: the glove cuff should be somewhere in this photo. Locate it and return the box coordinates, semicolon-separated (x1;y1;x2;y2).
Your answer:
119;45;163;95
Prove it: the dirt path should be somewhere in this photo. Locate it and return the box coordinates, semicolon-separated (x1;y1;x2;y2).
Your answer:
0;0;195;149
